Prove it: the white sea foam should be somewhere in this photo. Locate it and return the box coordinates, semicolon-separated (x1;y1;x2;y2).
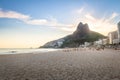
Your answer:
0;48;58;55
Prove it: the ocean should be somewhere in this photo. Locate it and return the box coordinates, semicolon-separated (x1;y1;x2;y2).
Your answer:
0;48;59;55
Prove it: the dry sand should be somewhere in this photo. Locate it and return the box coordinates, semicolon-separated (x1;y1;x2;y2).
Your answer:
0;48;120;80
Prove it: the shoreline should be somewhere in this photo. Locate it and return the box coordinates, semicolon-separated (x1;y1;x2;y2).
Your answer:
0;48;60;55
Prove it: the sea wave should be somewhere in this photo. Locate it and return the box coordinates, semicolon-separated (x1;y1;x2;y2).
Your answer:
0;48;58;55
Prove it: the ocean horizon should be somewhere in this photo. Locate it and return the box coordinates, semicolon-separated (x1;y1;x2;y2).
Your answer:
0;48;59;55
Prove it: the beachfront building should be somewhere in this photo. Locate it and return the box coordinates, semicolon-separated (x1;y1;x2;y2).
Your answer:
94;39;103;45
57;41;63;47
84;42;91;47
113;39;119;44
94;38;108;46
108;31;118;44
117;22;120;44
102;39;108;45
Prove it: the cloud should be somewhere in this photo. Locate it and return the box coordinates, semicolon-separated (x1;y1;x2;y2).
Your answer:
0;8;119;35
82;13;119;35
76;7;84;14
0;10;30;20
85;14;95;21
109;12;118;20
73;7;119;36
25;17;73;27
25;19;48;25
0;9;72;29
61;27;76;32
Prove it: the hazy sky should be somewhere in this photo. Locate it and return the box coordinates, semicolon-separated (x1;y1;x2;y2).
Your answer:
0;0;120;48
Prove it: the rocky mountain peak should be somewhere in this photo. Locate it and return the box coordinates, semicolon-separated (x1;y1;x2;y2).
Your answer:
76;22;89;33
73;22;90;38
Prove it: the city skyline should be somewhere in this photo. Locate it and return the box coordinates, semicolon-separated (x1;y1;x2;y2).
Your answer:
0;0;120;48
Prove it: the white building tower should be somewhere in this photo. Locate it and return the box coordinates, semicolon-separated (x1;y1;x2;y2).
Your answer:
117;22;120;44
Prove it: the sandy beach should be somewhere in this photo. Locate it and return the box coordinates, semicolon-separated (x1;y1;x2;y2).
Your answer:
0;48;120;80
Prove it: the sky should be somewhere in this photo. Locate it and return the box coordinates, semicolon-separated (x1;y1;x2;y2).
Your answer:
0;0;120;48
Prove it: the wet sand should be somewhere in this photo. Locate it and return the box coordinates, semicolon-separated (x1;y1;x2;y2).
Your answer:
0;49;120;80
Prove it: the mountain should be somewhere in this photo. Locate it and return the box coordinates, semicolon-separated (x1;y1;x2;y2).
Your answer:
40;22;105;48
